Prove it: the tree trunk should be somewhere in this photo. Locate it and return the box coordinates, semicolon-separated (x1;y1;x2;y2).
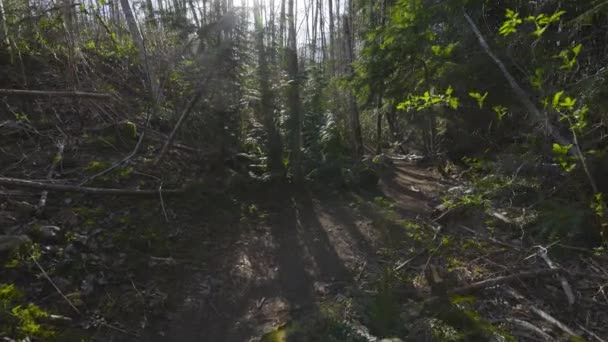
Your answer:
145;0;157;28
343;13;363;157
279;0;286;48
376;95;383;155
189;0;200;27
328;0;334;72
119;0;161;102
286;0;302;181
255;1;284;175
0;0;13;63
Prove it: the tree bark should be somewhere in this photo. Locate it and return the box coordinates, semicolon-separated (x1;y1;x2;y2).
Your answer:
0;89;111;99
286;0;302;181
0;177;184;196
376;95;383;155
120;0;161;101
328;0;335;72
343;13;363;157
255;1;284;175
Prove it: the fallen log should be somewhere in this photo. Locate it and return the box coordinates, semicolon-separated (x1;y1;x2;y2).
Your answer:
449;268;561;295
0;89;112;99
0;177;184;196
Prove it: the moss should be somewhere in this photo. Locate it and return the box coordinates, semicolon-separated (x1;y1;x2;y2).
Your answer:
1;285;55;339
121;121;138;139
85;161;109;174
260;323;302;342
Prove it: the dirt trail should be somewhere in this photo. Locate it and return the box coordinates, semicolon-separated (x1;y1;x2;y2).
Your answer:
144;161;445;341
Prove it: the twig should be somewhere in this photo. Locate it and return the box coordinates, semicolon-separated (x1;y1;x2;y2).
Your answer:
538;248;576;305
80;113;151;185
154;84;206;166
431;203;463;223
0;89;111;99
449;268;561;295
395;249;426;271
158;182;169;222
505;287;582;339
355;261;367;282
32;255;81;315
37;139;65;213
499;318;552;341
577;323;607;342
462;10;573;148
0;177;184;196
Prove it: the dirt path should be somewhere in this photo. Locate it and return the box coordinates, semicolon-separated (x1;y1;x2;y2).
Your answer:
144;161;445;341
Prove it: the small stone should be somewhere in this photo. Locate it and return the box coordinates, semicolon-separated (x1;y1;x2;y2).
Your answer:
39;225;61;241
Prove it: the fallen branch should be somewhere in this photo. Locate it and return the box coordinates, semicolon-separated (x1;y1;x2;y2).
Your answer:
37;139;65;213
0;177;184;196
32;254;81;315
462;11;572;148
538;248;576;305
80;113;151;186
154;83;207;165
498;318;552;341
577;323;608;342
450;268;561;295
505;287;582;339
0;89;112;99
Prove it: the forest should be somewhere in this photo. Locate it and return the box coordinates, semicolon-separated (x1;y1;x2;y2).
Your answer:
1;0;608;341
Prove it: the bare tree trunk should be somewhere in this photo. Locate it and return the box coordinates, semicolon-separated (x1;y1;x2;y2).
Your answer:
319;0;327;66
343;13;363;157
189;0;200;27
376;95;383;155
120;0;161;102
328;0;334;71
0;0;13;63
255;1;284;175
311;0;319;62
279;0;286;48
145;0;157;27
286;0;302;181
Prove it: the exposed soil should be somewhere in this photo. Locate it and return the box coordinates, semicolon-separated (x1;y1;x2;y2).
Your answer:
142;160;445;341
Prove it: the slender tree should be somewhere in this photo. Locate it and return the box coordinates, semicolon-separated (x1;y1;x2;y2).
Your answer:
254;0;284;175
343;12;363;157
286;0;302;181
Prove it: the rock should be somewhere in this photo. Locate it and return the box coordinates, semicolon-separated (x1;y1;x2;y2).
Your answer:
0;235;31;254
38;225;61;242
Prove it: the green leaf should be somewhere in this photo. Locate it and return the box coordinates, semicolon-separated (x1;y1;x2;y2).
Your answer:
449;97;459;110
492;105;508;121
499;9;523;36
552;91;564;109
552;143;572;156
469;91;488;108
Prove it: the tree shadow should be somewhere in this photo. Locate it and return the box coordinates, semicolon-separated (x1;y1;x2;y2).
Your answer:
381;173;433;203
320;199;379;261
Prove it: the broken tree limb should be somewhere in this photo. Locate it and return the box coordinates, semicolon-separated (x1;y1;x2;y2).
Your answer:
538;249;576;305
80;113;152;186
462;11;571;148
154;84;206;165
0;177;184;196
37;139;65;213
505;287;582;339
449;268;561;295
0;89;111;99
463;9;606;225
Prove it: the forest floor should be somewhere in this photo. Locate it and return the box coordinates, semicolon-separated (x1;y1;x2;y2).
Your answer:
142;159;447;341
135;158;608;342
3;134;608;341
